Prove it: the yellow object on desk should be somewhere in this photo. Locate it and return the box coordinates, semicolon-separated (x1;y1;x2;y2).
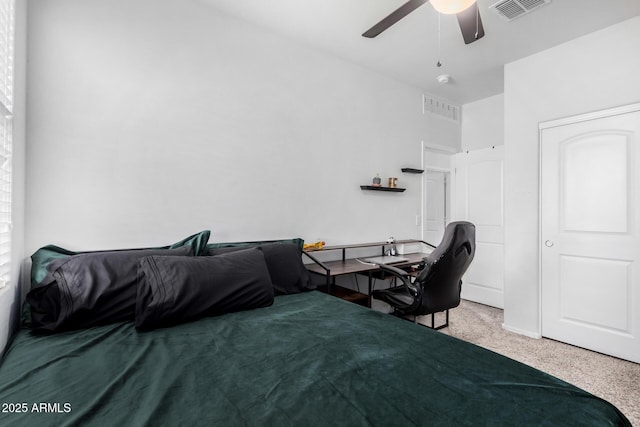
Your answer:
303;241;325;250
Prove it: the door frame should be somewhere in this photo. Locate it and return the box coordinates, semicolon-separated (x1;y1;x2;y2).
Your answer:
421;142;456;244
423;168;450;246
537;102;640;335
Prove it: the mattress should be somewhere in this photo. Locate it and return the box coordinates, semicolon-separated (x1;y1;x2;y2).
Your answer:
0;291;631;426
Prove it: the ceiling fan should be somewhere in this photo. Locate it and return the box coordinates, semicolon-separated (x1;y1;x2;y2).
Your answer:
362;0;485;45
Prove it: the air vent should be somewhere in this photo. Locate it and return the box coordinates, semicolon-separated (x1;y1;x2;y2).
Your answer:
490;0;551;21
422;94;460;122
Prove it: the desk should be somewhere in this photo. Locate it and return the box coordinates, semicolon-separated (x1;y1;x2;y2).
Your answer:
303;240;434;307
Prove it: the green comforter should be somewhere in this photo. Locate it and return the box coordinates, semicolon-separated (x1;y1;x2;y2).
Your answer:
0;292;631;426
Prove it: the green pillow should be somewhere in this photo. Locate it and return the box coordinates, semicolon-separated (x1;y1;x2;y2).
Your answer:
206;237;304;254
30;230;211;289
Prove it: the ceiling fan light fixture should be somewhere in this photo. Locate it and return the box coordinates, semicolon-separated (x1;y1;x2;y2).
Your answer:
430;0;476;14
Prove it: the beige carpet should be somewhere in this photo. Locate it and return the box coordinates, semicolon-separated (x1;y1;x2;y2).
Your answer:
412;300;640;426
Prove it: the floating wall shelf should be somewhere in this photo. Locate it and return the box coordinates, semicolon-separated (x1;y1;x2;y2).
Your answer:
401;168;424;174
360;185;406;193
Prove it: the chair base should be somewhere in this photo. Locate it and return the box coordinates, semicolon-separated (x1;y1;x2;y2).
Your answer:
393;309;450;330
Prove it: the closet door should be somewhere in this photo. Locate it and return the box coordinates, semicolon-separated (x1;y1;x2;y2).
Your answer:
453;146;504;308
540;106;640;363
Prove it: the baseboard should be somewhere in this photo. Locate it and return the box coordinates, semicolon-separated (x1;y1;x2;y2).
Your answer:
502;323;542;339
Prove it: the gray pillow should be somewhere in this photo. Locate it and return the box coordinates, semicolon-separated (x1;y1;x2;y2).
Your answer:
30;230;211;289
135;247;274;330
208;243;315;295
27;246;192;332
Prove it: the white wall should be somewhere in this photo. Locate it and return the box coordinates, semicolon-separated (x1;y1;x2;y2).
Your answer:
0;0;27;355
25;0;460;257
425;113;461;150
461;94;504;151
503;16;640;335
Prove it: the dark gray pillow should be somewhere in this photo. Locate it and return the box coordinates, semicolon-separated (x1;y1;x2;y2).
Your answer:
30;230;211;289
208;243;315;295
259;243;316;295
135;247;274;330
26;246;192;332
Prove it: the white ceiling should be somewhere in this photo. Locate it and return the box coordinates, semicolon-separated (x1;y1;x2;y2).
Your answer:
198;0;640;105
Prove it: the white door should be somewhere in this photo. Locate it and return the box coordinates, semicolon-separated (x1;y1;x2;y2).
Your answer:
453;146;505;308
425;170;447;246
540;106;640;363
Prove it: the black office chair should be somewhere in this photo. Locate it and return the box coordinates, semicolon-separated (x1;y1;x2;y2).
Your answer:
372;221;476;329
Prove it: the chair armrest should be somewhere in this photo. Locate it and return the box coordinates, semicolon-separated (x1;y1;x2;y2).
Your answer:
378;264;420;297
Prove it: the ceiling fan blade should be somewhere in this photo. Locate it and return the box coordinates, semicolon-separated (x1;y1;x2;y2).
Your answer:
456;2;485;44
362;0;428;38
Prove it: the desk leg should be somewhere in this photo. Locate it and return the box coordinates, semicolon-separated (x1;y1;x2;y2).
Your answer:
368;271;372;308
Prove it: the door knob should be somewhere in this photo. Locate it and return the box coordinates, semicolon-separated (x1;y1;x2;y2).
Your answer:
544;240;554;247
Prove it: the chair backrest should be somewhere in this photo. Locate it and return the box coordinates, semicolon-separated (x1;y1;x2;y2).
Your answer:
415;221;476;314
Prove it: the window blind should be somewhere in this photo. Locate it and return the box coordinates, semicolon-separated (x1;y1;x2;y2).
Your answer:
0;116;10;288
0;0;13;113
0;0;13;289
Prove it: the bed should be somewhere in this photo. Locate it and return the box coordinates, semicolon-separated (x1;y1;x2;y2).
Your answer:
0;233;631;426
